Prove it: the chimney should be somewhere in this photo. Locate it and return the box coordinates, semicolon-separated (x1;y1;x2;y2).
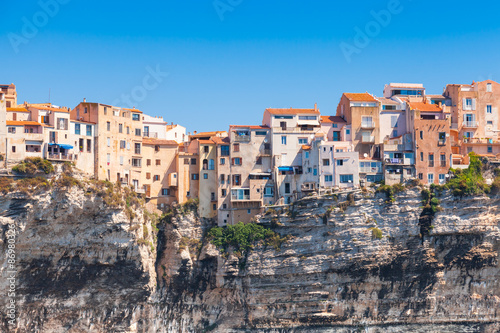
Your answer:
171;122;173;125
314;103;317;111
83;98;86;102
194;131;197;134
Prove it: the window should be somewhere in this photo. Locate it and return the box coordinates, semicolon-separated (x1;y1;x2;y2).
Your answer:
221;145;230;156
298;138;308;144
313;168;317;176
126;126;130;134
255;131;267;136
162;188;170;196
233;143;239;152
392;130;398;138
281;136;287;145
439;174;446;184
346;129;350;135
256;156;262;165
264;186;274;197
153;175;160;181
220;189;226;197
78;139;84;152
232;174;241;186
420;152;424;162
299;116;317;120
118;123;123;133
418;173;423;180
132;158;141;167
208;159;215;170
132;113;140;121
487;105;492;114
305;151;309;159
156;159;161;166
324;175;333;182
284;183;290;194
220;158;225;165
438;132;446;145
232;157;242;165
135;128;141;136
106;153;110;163
75;124;81;135
420;131;423;140
119;156;124;165
307;167;312;173
487;121;493;126
11;146;16;153
107;138;111;147
488;146;493;153
383;105;396;110
86;125;92;136
187;191;190;197
440;153;446;167
146;173;151;180
323;159;330;166
191;158;197;165
56;118;68;130
41;115;49;124
7;127;15;134
155;145;160;152
332;123;337;128
220;174;225;184
103;107;107;115
84;107;88;114
487;83;492;92
203;173;208;179
275;115;293;119
336;159;344;166
87;139;91;152
146;159;151;166
107;122;111;131
280;121;287;130
231;188;250;200
428;173;434;184
361;116;373;128
428;153;434;167
391;115;398;127
340;174;353;183
192;174;199;180
184;158;189;165
134;143;141;154
204;146;209;153
143;126;150;137
120;140;126;149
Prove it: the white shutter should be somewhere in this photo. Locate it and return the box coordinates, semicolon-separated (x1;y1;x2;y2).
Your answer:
462;98;466;109
472;98;476;110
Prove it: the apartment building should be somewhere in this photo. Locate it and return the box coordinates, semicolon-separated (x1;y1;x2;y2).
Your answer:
407;100;452;185
319;141;359;189
176;140;200;205
166;124;187;143
215;136;231;226
320;115;348;142
71;102;144;188
142;138;179;208
198;138;218;218
445;80;500;157
263;106;321;203
0;84;17;108
142;114;187;144
70;119;95;174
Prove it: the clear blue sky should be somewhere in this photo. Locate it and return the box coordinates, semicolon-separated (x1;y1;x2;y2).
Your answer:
2;0;500;132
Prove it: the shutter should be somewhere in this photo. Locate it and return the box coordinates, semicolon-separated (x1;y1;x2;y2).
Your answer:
462;98;466;109
472;98;476;110
463;114;467;123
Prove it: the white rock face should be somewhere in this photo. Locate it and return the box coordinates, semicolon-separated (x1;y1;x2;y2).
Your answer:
1;186;499;333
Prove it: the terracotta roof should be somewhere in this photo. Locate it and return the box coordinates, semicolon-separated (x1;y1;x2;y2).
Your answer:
210;136;230;144
198;139;215;144
408;102;442;112
343;93;377;102
31;106;69;113
190;131;226;138
7;107;29;112
142;138;178;146
122;107;143;114
7;121;43;126
375;97;400;105
230;125;270;130
71;119;96;125
320;116;346;123
266;108;320;115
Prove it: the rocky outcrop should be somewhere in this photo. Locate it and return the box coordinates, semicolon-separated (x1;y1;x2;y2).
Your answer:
1;185;499;332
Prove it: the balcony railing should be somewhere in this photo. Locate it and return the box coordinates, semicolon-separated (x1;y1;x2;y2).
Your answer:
361;136;375;143
48;153;75;161
24;133;44;141
143;132;158;138
463;121;478;128
429;161;434;167
361;122;375;129
134;187;146;194
383;144;404;151
384;158;402;164
234;135;251;142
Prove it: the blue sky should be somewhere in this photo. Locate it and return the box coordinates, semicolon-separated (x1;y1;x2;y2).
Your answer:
2;0;500;132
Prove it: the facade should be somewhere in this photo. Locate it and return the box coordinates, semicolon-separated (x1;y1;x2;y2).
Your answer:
176;140;200;205
166;124;187;143
198;139;218;219
319;141;359;189
0;91;6;159
70;120;95;174
0;84;17;108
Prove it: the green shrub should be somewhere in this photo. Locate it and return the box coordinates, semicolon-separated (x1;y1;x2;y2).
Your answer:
180;198;199;215
53;174;81;188
12;158;54;175
369;227;383;239
376;183;404;203
446;153;488;196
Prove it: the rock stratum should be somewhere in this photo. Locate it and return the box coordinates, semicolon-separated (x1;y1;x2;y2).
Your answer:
1;185;499;332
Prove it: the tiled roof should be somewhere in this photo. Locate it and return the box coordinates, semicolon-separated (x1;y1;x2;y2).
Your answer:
320;116;346;123
408;102;442;112
210;136;230;144
32;106;69;113
266;108;320;115
344;93;377;102
7;107;29;112
7;121;43;126
190;131;226;138
198;139;215;144
142;138;178;146
375;97;400;105
122;107;143;114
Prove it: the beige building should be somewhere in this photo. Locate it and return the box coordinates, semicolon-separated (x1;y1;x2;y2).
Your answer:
198;139;218;219
0;91;6;159
71;102;144;189
0;84;17;108
5;120;44;162
142;138;179;209
176;140;200;205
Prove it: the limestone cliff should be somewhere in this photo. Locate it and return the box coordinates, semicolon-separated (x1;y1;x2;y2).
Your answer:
1;184;500;332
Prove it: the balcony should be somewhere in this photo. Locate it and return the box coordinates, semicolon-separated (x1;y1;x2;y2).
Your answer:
143;132;158;138
438;140;446;146
383;144;404;152
451;123;458;130
234;135;251;142
384;158;402;165
24;133;44;141
361;122;375;129
48;153;75;161
361;136;375;143
463;121;478;128
273;127;318;134
261;149;271;156
134;187;146;194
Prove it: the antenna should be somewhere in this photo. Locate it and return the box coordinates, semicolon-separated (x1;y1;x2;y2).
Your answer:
48;88;51;104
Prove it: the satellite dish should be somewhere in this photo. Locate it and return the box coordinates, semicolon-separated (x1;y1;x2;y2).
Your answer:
264;139;268;143
310;134;315;139
363;153;368;158
267;169;271;173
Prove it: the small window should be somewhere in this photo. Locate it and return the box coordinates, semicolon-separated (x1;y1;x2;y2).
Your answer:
203;173;208;179
418;173;423;180
118;123;123;133
146;173;151;180
420;131;423;140
154;175;160;181
214;204;217;211
135;128;141;136
191;158;197;165
192;174;199;180
12;146;16;153
87;139;91;152
488;146;493;153
184;158;189;165
107;138;111;147
84;107;88;114
147;159;151;166
222;189;227;196
298;138;308;144
106;122;110;131
487;83;492;92
305;151;309;159
487;105;492;113
126;126;130;134
323;159;330;166
220;174;225;184
313;168;317;176
332;123;337;128
103;107;107;115
256;156;262;165
233;144;239;152
119;156;124;165
156;159;161;166
155;145;160;152
204;146;209;153
281;136;287;145
324;175;332;182
75;124;81;135
220;158;225;165
336;159;343;166
162;188;170;196
132;113;140;121
346;129;350;135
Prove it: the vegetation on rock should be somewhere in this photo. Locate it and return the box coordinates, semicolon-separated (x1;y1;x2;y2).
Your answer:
12;157;54;174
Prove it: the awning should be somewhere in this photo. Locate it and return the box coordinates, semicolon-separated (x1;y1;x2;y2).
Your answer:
278;166;294;172
25;141;43;145
48;143;74;150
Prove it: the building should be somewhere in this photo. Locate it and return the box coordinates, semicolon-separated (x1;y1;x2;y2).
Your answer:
263;106;321;203
383;83;425;99
318;140;359;189
198;138;218;219
0;91;6;159
165;124;187;143
71;101;144;189
142;138;179;208
176;140;200;205
70;119;95;175
407;100;452;185
0;84;17;108
320;115;348;142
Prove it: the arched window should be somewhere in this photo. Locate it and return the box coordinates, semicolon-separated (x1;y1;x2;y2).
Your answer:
209;159;215;170
203;159;208;170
